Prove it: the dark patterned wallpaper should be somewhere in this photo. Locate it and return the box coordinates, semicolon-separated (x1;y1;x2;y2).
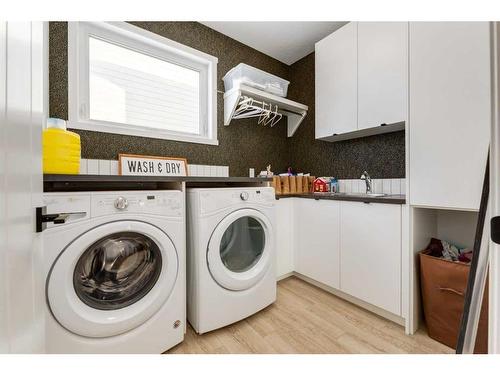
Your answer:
49;22;290;177
49;22;405;178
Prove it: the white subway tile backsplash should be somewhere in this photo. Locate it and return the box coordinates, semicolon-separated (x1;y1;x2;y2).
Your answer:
110;160;119;175
336;178;405;195
391;179;401;195
338;180;346;193
98;160;111;175
216;166;225;177
372;179;382;194
87;159;99;175
79;159;88;174
203;165;211;177
76;158;228;178
358;180;366;194
382;179;392;195
344;179;352;193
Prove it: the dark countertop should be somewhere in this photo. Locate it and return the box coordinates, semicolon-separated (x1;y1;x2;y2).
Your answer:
276;193;406;205
43;174;272;192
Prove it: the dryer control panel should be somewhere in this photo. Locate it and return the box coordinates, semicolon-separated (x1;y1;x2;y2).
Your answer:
197;187;275;215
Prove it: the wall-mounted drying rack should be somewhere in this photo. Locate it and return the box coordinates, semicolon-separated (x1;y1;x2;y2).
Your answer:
224;84;308;137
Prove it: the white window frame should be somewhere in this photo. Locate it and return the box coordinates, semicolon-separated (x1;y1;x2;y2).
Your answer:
68;21;218;145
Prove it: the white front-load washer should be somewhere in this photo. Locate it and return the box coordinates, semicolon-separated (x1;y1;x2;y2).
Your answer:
42;190;185;353
186;187;276;334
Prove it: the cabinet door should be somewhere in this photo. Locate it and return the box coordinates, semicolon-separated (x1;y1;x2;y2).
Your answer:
275;198;295;278
358;22;407;130
315;22;357;138
409;22;490;210
340;202;401;315
295;199;340;289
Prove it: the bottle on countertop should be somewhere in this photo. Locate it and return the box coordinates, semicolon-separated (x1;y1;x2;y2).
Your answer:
330;177;339;193
43;118;81;174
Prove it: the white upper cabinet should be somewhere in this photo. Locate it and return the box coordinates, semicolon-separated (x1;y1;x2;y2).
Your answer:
409;22;490;211
315;22;408;141
357;22;408;130
315;22;357;138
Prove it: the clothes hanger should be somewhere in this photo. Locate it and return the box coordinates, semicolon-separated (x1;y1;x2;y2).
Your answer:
258;101;270;125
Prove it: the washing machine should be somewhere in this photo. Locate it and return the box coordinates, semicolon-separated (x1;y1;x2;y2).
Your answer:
186;187;276;334
41;190;185;353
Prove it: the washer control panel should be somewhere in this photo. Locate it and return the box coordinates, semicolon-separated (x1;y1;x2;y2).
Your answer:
198;187;275;215
92;190;183;217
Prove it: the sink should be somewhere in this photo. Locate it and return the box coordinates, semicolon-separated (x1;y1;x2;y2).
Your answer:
345;192;387;197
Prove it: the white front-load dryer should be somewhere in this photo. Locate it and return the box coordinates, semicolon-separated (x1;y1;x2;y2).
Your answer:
186;187;276;334
42;190;185;353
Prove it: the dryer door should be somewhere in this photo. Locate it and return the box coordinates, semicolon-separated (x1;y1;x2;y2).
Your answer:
47;220;178;338
207;209;273;291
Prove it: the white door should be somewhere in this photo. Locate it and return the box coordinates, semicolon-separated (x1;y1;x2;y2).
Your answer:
47;221;178;338
315;22;357;138
207;209;273;291
340;202;402;315
295;199;341;289
0;22;45;353
409;22;490;210
357;22;407;130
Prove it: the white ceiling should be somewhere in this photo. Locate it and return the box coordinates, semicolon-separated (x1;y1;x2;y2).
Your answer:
200;22;347;65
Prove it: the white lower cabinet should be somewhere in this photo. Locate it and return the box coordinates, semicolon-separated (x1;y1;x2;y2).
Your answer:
275;198;295;278
340;201;402;315
277;197;403;318
294;198;341;289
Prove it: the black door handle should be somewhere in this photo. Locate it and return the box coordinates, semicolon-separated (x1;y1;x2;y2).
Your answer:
36;207;86;233
492;216;500;244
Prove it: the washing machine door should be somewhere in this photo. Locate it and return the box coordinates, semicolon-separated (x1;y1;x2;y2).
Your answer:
207;208;273;291
47;220;178;338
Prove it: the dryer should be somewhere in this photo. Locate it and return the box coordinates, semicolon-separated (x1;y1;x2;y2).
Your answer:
186;187;276;334
42;190;185;353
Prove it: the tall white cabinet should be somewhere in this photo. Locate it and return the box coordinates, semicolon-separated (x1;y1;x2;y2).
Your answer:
315;22;357;138
409;22;490;211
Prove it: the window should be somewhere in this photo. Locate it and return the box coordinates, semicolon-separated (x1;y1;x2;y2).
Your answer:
68;22;218;145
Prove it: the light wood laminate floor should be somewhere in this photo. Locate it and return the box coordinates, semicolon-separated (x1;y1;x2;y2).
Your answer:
168;276;453;354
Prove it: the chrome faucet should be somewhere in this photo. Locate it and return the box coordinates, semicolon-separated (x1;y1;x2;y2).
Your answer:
360;171;372;194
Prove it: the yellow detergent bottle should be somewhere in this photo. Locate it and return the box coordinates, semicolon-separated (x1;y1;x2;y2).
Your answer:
43;118;81;174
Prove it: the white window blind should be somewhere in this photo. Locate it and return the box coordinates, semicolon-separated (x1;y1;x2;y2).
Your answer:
68;22;218;145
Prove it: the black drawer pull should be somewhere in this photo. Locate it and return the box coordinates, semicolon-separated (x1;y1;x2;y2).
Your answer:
36;207;86;232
